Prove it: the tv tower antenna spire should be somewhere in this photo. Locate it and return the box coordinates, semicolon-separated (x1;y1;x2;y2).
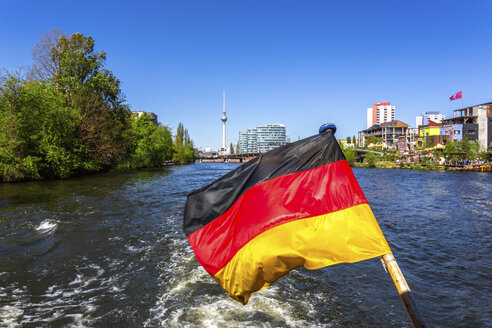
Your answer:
221;89;227;151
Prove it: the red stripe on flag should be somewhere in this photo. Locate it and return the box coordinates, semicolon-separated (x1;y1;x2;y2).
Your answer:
188;160;368;275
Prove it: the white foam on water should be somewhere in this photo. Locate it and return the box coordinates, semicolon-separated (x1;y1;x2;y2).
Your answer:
1;259;116;326
109;286;122;293
154;290;314;328
167;266;209;295
43;285;63;298
69;274;84;286
0;305;23;327
125;245;139;252
147;255;314;328
35;219;57;232
88;264;105;276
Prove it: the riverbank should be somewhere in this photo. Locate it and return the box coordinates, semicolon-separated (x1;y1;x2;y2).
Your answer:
352;161;492;172
0;160;195;183
0;32;198;183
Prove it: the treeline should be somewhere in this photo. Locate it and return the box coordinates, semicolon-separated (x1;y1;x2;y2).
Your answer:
0;30;196;182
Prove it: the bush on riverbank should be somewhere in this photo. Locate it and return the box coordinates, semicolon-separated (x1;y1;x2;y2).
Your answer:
0;31;196;182
127;115;174;169
364;152;378;168
341;145;356;166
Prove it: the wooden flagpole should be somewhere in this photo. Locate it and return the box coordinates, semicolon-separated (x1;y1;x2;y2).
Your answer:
381;253;428;328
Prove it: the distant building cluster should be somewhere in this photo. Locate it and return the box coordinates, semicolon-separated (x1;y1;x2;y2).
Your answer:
238;124;287;153
416;111;445;128
358;101;492;151
419;104;492;149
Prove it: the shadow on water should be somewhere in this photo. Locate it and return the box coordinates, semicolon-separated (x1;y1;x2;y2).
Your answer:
0;164;491;327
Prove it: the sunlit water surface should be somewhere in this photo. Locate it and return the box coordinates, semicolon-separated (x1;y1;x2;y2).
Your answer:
0;163;490;327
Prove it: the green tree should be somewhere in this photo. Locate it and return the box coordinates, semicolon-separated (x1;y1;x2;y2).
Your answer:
365;136;383;147
364;152;379;168
173;122;197;164
48;32;133;168
346;136;351;144
130;115;173;168
342;146;356;166
229;142;235;155
50;33;122;106
74;91;133;168
0;74;88;181
1;31;196;182
353;135;356;146
461;136;480;160
443;140;461;164
443;137;481;164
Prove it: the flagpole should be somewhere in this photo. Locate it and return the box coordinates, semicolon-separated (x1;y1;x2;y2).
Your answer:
381;253;428;328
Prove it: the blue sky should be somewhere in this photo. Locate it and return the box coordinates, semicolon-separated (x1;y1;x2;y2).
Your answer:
1;0;491;149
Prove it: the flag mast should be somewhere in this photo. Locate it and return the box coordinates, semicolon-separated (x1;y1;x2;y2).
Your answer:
319;122;428;327
381;253;428;327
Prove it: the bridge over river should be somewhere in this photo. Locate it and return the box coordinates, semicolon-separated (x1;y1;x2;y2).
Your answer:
198;148;383;163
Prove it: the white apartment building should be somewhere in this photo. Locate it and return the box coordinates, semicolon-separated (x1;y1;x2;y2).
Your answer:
367;102;396;128
415;111;445;128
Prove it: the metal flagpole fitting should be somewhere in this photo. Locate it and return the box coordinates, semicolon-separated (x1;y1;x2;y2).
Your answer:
381;253;428;328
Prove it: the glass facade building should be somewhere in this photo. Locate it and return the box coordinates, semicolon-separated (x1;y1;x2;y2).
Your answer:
238;124;287;153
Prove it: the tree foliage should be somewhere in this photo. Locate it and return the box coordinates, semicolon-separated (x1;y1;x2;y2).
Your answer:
129;115;173;168
364;152;379;168
0;74;87;181
74;91;133;167
0;31;196;182
342;145;356;166
365;136;383;147
443;137;481;164
173;122;197;164
50;33;122;106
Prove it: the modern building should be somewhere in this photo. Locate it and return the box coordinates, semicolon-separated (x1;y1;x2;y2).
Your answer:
238;131;248;154
358;120;413;148
366;102;396;128
246;128;258;153
440;102;492;150
257;124;287;153
416;111;445;128
238;124;287;153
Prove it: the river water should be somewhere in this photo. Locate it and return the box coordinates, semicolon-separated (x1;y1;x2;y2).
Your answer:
0;163;490;327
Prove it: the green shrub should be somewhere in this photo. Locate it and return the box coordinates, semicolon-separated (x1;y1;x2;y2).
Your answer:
364;152;379;168
342;146;357;166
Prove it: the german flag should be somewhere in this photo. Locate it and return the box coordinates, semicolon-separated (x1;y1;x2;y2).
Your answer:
183;127;391;304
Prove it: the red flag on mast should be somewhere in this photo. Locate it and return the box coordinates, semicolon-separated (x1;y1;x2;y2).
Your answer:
450;91;462;101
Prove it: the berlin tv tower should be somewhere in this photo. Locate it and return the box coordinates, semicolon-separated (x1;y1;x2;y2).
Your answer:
221;89;227;151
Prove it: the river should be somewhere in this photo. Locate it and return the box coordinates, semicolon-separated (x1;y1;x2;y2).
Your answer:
0;163;490;327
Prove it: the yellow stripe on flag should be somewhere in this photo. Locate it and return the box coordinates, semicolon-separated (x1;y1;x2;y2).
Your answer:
213;203;391;304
